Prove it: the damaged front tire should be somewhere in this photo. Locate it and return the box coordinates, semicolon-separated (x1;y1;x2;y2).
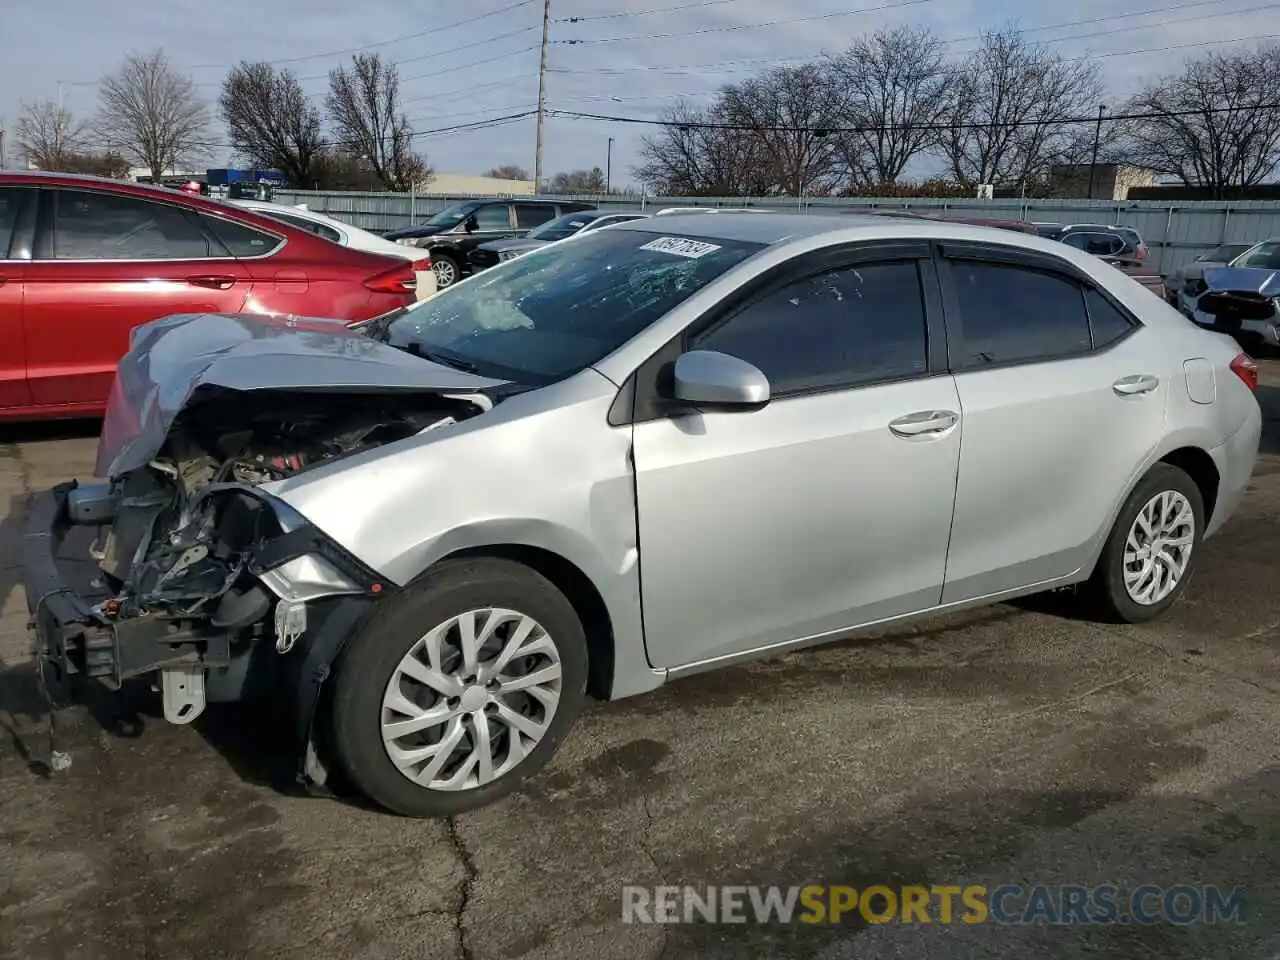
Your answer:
328;558;588;817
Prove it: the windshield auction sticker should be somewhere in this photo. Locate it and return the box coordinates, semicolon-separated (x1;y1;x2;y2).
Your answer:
639;236;723;259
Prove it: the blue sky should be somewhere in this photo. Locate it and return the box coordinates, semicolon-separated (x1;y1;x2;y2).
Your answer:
3;0;1279;187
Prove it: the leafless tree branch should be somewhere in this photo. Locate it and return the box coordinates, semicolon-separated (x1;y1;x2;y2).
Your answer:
220;61;326;187
326;54;430;191
822;26;955;186
1120;45;1280;197
97;50;209;181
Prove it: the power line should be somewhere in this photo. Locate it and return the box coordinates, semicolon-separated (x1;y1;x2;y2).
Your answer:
178;110;538;152
399;45;541;86
551;0;1253;73
188;0;537;70
550;93;1280;134
555;0;938;45
554;0;742;22
403;73;530;105
65;17;540;89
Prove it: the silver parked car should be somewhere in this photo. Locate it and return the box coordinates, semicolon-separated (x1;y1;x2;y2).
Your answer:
25;214;1263;817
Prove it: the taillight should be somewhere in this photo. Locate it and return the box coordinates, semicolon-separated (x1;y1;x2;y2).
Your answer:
1136;247;1149;261
1229;352;1259;391
411;256;432;270
364;261;417;294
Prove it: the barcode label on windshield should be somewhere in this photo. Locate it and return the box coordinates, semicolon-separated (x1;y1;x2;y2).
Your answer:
639;236;722;259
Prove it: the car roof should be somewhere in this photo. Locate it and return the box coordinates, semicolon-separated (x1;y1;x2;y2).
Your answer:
613;211;1074;249
232;198;346;225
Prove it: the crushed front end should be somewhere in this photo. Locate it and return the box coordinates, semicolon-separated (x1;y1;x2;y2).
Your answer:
25;391;483;724
1195;266;1280;347
21;311;508;783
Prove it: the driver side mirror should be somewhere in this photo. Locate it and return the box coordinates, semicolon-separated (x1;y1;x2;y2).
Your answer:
669;350;770;409
463;215;479;233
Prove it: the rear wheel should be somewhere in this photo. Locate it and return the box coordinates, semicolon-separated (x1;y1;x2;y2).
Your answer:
432;253;461;289
329;558;588;817
1082;463;1203;623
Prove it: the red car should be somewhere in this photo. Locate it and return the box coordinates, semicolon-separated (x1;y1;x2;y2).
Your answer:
0;172;421;423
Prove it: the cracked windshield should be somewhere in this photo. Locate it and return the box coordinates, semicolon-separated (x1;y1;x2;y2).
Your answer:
382;228;762;381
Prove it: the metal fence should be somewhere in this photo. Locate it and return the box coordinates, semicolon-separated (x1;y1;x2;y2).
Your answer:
271;189;1280;276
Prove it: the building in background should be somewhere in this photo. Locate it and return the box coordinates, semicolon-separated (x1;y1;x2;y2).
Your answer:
1048;163;1160;200
419;173;535;195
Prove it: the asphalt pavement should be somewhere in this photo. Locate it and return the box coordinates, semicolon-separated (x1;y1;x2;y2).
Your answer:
1;360;1278;960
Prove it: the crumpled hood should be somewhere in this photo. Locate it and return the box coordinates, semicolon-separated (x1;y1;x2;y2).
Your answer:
1202;266;1280;296
478;238;548;254
95;312;506;478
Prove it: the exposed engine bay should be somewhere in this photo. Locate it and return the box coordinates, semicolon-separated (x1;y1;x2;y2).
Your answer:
92;390;481;616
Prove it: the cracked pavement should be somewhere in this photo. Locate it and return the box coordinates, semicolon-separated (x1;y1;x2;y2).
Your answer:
1;360;1279;960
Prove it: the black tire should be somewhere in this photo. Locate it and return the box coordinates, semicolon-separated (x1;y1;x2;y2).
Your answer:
432;253;462;289
329;558;588;817
1082;463;1204;624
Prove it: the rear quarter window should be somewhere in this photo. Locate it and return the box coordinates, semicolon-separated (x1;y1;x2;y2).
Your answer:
200;214;282;257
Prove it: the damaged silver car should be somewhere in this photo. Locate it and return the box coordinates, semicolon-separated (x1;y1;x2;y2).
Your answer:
25;214;1262;817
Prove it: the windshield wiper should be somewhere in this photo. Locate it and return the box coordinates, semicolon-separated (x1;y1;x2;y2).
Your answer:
404;343;479;373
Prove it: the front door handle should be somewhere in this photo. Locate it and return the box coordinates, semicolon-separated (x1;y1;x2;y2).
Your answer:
187;275;237;291
889;410;960;437
1113;374;1159;396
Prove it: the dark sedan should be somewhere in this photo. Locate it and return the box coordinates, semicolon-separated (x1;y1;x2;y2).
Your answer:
467;210;651;271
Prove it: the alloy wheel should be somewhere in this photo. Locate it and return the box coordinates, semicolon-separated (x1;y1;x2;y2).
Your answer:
1121;490;1195;605
433;259;457;288
380;608;563;791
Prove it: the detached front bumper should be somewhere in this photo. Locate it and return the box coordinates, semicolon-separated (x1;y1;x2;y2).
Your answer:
23;481;235;691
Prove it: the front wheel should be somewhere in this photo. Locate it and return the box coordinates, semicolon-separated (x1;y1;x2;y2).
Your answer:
1082;463;1204;623
329;558;588;817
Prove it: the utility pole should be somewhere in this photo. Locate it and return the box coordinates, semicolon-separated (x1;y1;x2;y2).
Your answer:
534;0;551;195
1086;104;1105;200
605;137;613;194
0;124;6;170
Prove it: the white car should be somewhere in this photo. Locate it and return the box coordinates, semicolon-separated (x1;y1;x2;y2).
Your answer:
230;199;437;300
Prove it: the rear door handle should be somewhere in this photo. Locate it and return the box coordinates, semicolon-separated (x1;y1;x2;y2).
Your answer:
1113;374;1159;396
889;410;960;437
187;275;237;291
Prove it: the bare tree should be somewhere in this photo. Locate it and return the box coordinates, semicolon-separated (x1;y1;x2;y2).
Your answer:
941;29;1105;190
823;26;955;187
1121;46;1280;197
326;53;429;191
484;164;530;180
634;99;773;196
98;50;210;182
721;64;841;196
549;167;607;194
220;62;326;187
15;100;85;170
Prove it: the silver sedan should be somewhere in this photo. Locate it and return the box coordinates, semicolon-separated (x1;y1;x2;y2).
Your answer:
29;213;1264;817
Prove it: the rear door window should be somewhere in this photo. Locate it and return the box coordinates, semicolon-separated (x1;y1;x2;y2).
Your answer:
514;203;556;229
47;190;213;260
474;203;514;230
948;260;1092;367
